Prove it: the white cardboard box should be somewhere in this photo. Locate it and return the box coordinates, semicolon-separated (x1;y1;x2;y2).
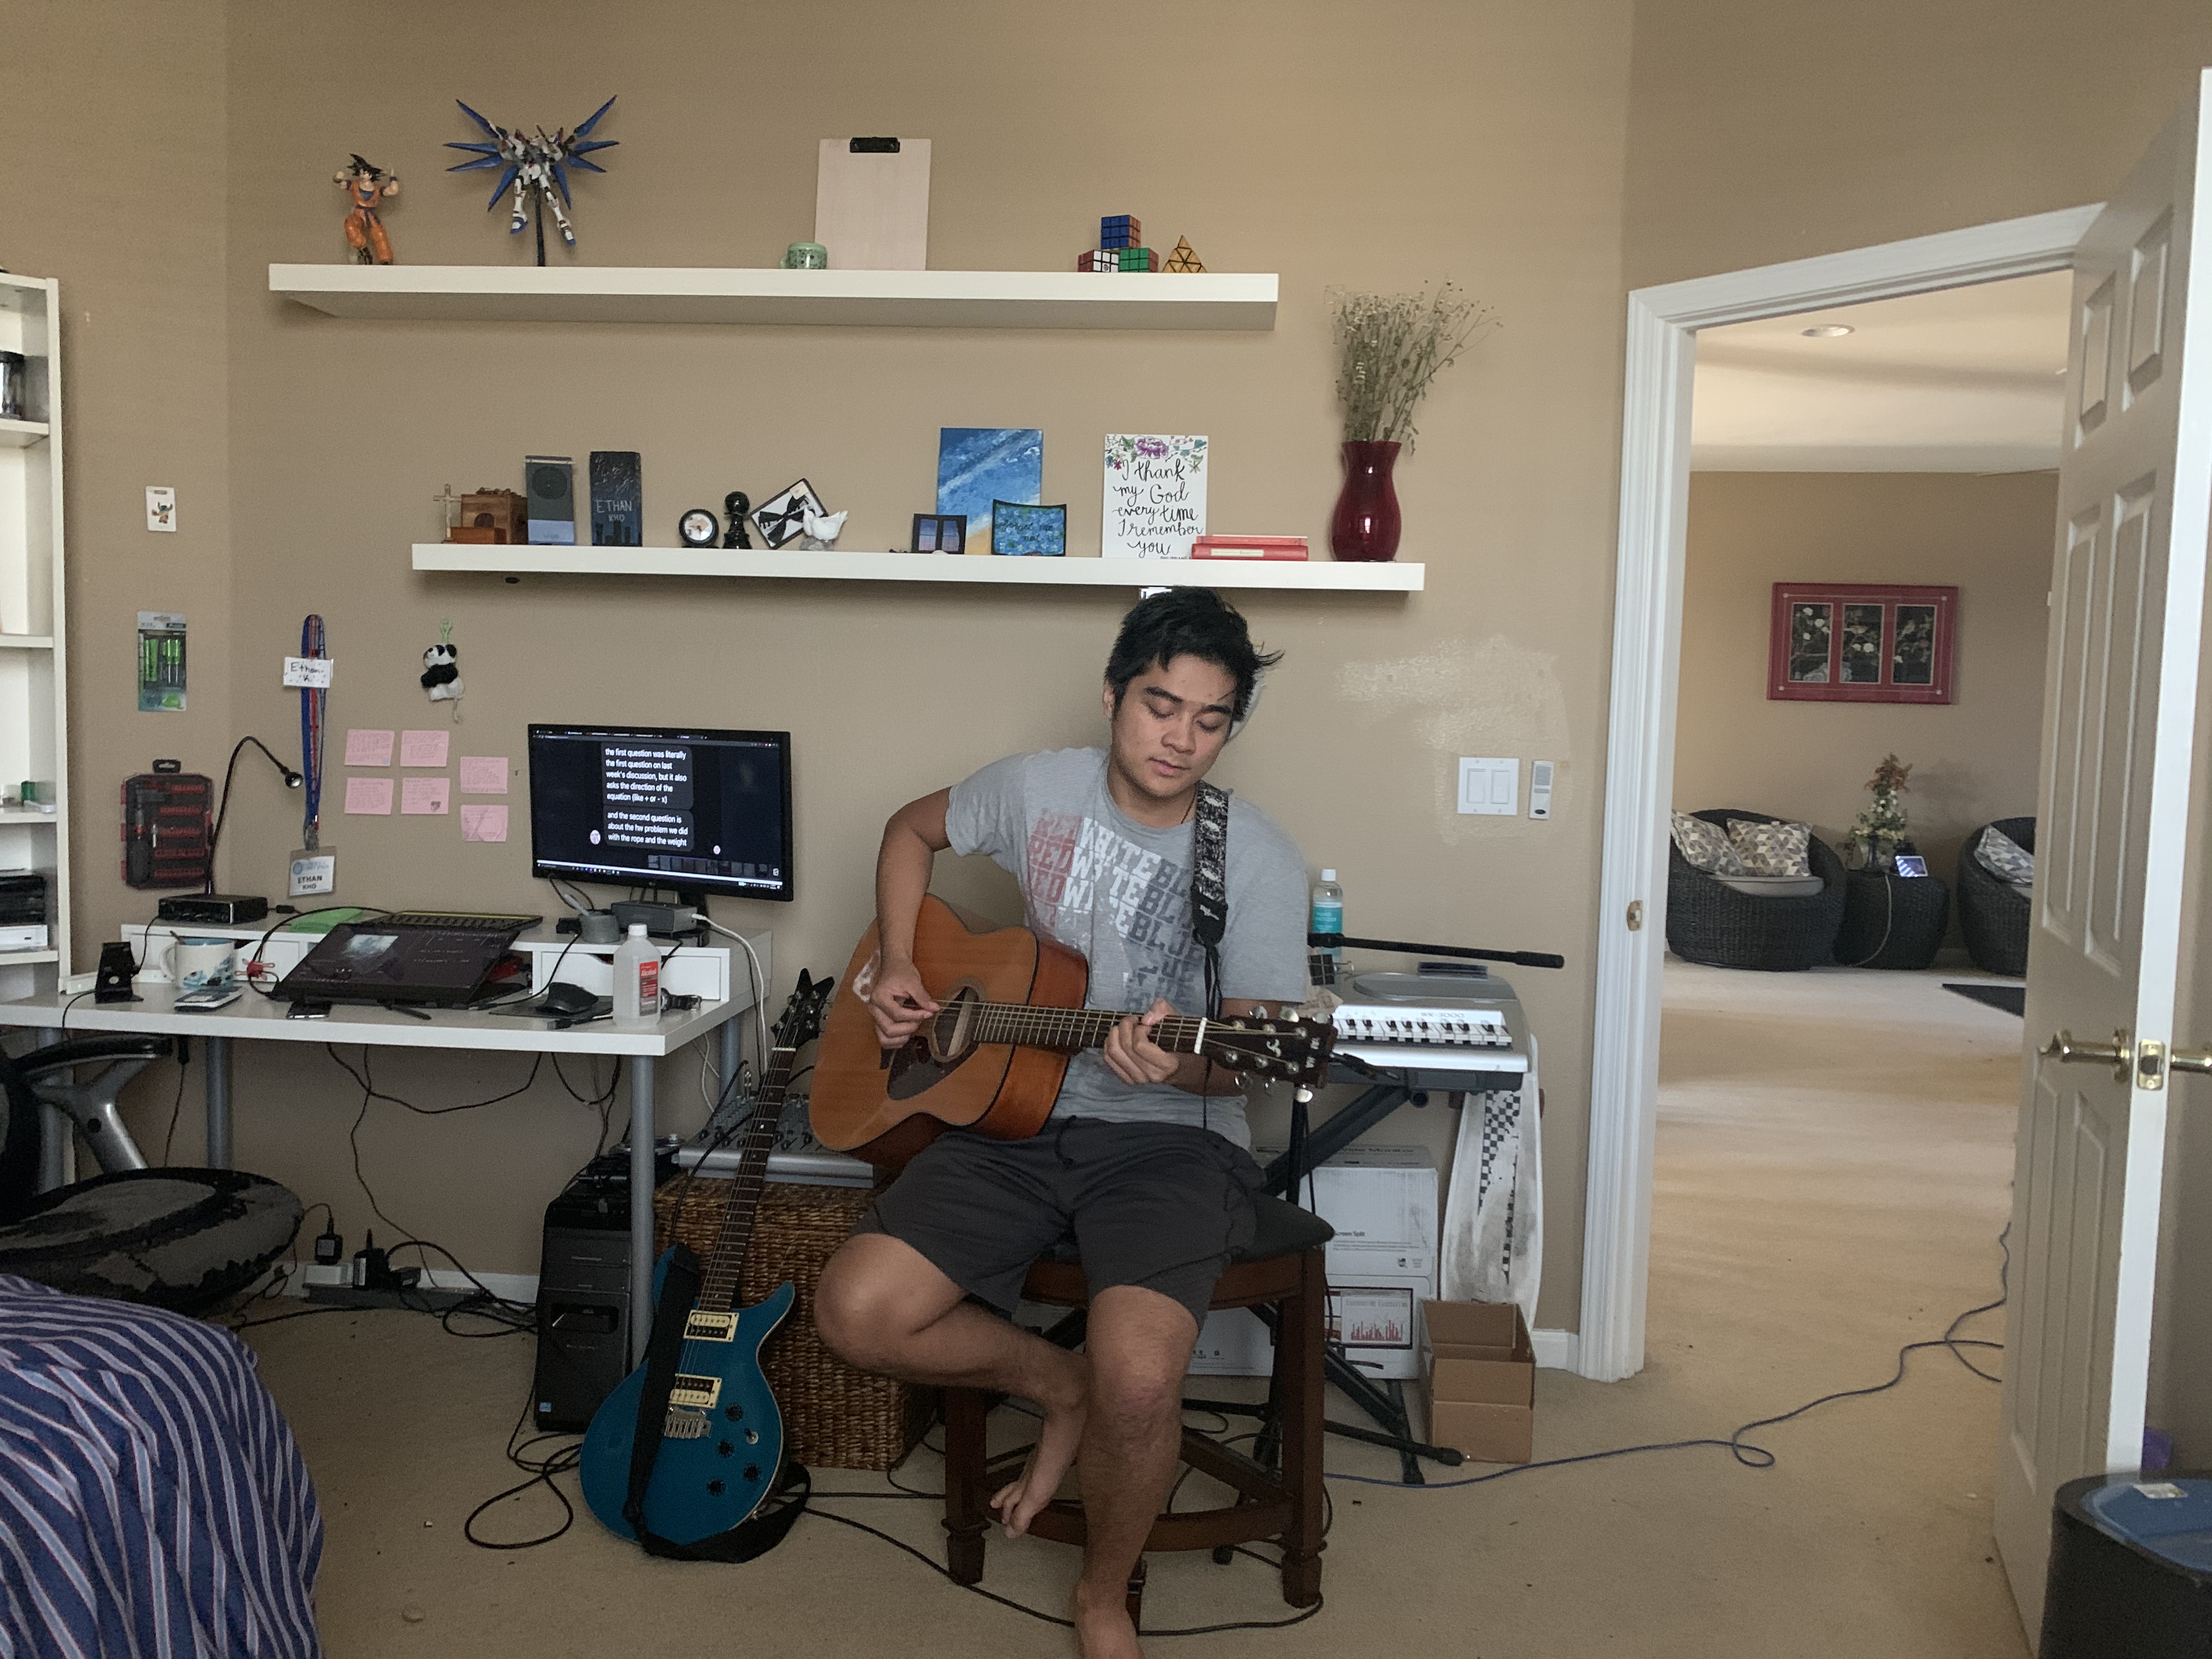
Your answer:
1188;1146;1440;1379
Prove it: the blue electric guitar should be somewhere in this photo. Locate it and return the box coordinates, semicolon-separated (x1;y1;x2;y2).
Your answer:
579;972;833;1548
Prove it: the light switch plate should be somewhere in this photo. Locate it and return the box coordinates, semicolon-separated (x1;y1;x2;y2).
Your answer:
1457;757;1519;816
1528;760;1555;820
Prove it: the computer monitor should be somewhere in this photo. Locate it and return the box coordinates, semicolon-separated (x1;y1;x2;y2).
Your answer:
528;724;794;905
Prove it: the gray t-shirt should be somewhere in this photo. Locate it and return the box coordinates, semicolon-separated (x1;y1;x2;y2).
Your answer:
944;747;1308;1148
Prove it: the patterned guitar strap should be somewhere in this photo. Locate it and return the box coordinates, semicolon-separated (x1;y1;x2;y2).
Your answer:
1190;780;1231;1018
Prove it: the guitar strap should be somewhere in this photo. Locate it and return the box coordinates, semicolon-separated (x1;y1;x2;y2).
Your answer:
622;1242;811;1564
1190;780;1231;1017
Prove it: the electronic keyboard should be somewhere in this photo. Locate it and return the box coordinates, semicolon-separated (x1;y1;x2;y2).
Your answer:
1323;972;1531;1081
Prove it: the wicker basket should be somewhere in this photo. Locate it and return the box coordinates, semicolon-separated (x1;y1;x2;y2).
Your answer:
653;1176;933;1470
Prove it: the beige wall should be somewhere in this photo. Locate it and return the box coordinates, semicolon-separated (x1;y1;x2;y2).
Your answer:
12;2;2207;1365
184;0;1635;1317
1674;472;2055;882
0;0;235;956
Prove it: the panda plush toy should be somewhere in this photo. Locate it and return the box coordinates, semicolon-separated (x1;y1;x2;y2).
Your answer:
421;642;462;704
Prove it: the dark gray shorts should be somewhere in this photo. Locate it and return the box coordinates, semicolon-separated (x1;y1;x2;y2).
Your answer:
856;1117;1263;1329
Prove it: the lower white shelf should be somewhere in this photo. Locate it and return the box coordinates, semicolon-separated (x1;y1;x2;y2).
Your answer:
0;809;59;825
411;544;1424;592
0;950;58;967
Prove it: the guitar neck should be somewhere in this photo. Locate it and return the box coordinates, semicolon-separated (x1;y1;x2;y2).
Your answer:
967;1003;1230;1056
693;1048;800;1314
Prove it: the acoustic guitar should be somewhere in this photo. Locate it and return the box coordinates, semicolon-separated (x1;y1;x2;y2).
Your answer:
579;972;833;1548
810;894;1333;1166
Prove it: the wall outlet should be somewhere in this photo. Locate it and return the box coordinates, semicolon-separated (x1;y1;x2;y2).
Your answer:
1457;757;1519;816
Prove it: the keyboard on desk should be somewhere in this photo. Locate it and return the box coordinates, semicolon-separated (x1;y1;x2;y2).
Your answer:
380;911;543;932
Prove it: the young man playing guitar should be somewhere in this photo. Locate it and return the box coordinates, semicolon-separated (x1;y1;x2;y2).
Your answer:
816;589;1307;1659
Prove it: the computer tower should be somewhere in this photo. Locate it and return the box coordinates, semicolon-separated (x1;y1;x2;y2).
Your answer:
533;1152;640;1432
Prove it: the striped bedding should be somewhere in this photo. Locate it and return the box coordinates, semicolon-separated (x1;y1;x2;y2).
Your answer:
0;1277;321;1657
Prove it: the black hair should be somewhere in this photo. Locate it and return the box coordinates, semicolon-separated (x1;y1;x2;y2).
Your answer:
1104;589;1283;724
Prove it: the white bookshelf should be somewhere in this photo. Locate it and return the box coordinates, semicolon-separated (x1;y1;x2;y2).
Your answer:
0;275;67;997
269;264;1278;331
410;543;1424;592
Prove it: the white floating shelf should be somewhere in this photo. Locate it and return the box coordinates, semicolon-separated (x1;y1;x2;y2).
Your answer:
270;264;1277;331
0;810;58;825
0;950;57;967
0;419;49;448
0;636;53;650
411;544;1423;593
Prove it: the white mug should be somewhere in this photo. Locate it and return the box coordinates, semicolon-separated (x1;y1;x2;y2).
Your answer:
161;935;237;991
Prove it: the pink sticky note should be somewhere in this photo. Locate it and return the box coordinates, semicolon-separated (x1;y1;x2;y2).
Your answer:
344;776;394;815
400;729;450;768
460;803;509;843
459;756;509;794
400;776;450;815
344;729;394;767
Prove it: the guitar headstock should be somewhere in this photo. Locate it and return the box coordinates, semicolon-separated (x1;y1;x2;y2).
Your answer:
1192;1011;1336;1088
772;970;837;1052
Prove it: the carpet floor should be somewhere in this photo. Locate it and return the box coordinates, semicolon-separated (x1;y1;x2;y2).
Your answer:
242;961;2032;1657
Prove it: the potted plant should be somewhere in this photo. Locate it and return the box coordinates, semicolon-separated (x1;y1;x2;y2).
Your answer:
1328;284;1496;561
1848;753;1915;870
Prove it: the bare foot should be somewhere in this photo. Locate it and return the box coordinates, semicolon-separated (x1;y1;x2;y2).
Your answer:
1071;1583;1142;1659
991;1396;1086;1538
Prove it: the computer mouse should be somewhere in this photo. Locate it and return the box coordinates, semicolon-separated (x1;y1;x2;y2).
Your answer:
540;980;599;1018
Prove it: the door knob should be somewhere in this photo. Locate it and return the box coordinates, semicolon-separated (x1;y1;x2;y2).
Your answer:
2041;1028;2133;1081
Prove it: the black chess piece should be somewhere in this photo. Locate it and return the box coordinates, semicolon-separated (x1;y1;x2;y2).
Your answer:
721;492;753;550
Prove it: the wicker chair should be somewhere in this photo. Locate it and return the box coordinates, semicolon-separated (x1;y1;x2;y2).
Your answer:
1666;808;1847;972
1956;816;2035;977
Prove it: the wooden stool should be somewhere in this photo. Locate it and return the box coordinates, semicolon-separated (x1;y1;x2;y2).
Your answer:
941;1194;1333;1610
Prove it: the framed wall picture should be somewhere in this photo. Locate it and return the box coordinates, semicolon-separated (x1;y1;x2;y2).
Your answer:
1768;582;1957;704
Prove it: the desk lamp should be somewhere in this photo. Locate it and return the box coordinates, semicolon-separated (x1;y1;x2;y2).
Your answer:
205;736;303;897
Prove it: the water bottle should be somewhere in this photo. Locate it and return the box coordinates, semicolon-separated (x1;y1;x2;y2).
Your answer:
1311;869;1344;963
612;923;661;1025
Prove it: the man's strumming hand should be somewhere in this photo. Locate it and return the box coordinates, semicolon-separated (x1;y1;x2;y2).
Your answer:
865;952;940;1047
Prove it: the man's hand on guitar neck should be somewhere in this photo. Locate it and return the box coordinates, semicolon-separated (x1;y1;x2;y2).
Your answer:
1103;998;1259;1095
865;952;941;1047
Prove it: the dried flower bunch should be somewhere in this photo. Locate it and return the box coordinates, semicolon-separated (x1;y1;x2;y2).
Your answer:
1330;284;1497;447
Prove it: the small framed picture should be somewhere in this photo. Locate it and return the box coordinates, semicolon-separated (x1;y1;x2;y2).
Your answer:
1893;854;1929;878
752;478;827;550
910;512;967;554
1768;583;1957;703
992;500;1068;557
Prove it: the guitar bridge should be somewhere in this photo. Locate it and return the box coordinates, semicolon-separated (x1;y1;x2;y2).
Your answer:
662;1411;710;1440
684;1311;738;1342
669;1373;723;1410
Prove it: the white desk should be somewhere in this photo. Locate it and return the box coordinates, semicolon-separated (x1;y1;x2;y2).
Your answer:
0;942;766;1364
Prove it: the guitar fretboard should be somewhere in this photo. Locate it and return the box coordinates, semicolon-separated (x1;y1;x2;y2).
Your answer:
963;1004;1228;1054
694;1046;799;1315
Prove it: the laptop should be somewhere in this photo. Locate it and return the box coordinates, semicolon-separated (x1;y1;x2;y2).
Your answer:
276;921;526;1008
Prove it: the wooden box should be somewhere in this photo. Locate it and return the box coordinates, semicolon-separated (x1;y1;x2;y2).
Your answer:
455;488;527;543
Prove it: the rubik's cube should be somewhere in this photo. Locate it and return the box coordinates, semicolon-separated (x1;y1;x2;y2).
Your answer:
1115;246;1159;272
1100;214;1142;249
1076;249;1118;273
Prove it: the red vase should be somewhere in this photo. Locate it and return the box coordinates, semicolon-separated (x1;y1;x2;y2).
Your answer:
1329;440;1402;562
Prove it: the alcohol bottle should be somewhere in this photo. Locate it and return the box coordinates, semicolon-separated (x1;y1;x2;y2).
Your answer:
612;923;661;1025
1311;868;1344;963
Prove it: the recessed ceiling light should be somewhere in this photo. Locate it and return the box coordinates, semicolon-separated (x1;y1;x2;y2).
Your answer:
1801;324;1854;338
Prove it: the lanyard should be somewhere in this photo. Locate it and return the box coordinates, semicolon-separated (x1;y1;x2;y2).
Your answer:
297;614;326;849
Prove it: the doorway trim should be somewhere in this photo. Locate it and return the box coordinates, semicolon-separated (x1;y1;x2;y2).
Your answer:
1579;206;2103;1384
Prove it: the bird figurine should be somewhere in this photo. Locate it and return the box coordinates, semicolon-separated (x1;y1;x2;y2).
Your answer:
799;507;849;550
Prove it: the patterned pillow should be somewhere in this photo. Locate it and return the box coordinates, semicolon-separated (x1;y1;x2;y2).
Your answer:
1671;812;1747;875
1726;818;1814;877
1976;826;2036;886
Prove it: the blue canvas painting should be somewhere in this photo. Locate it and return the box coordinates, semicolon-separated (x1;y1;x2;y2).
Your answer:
992;500;1066;556
936;428;1043;553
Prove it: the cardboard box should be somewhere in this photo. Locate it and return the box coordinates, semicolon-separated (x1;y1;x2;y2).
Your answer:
1424;1299;1534;1464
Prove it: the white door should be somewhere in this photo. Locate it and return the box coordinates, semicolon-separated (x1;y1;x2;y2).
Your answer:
1994;71;2212;1638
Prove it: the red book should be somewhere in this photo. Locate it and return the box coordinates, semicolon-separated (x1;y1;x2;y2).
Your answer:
1190;535;1310;562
